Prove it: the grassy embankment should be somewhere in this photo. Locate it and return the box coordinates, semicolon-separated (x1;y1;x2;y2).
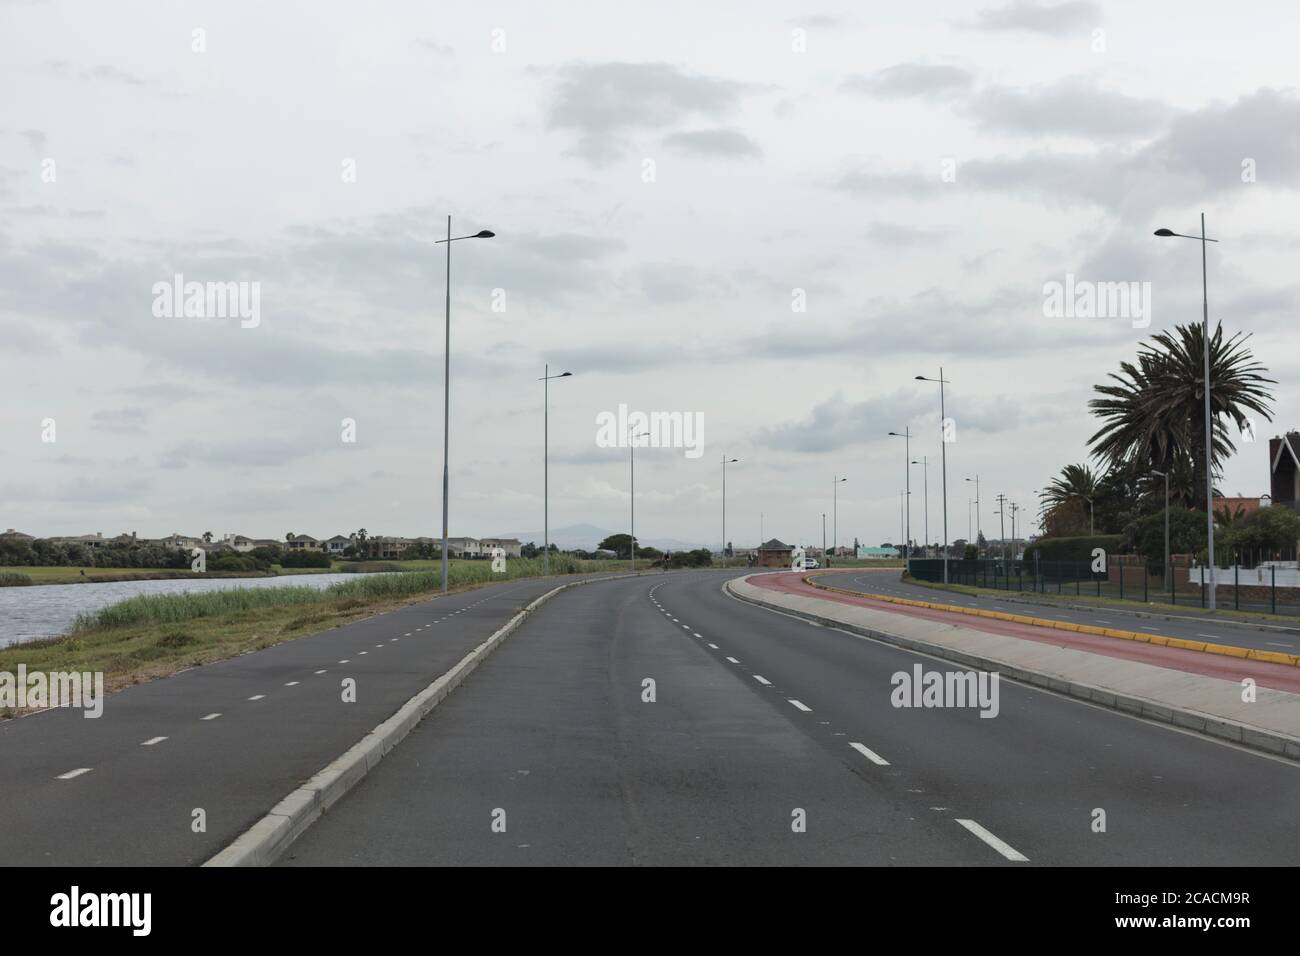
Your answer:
0;556;621;713
0;561;390;586
898;573;1300;627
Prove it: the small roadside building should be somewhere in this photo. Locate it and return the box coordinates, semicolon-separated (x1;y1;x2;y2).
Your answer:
757;538;794;568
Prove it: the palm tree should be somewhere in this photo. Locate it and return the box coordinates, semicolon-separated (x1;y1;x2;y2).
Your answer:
1088;321;1274;499
202;531;213;543
1039;463;1098;521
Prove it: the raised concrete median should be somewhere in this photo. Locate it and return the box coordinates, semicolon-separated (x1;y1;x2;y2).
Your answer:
728;573;1300;762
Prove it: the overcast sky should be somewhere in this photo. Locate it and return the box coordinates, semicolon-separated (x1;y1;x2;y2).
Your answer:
3;0;1299;550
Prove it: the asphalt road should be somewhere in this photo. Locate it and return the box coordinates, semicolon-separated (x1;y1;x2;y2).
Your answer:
0;571;627;866
813;569;1300;656
282;570;1300;866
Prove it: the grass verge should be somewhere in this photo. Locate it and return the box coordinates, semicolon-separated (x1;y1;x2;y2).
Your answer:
0;557;623;717
898;574;1300;628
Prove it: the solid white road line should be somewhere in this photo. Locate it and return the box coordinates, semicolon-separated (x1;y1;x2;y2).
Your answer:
58;768;91;780
1266;641;1295;648
956;818;1029;862
200;713;222;721
753;675;772;686
141;736;168;746
788;699;812;712
849;742;890;766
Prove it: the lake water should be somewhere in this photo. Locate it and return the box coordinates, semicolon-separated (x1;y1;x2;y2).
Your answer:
0;573;363;647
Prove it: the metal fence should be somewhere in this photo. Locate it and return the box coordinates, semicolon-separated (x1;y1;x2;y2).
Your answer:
907;556;1300;617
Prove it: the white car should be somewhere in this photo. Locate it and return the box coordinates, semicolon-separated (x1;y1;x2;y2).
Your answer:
803;558;820;570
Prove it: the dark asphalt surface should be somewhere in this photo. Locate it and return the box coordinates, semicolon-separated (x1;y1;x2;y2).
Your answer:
812;570;1300;656
282;570;1300;866
0;571;631;866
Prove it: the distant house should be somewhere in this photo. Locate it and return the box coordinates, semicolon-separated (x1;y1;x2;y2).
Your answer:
480;537;522;558
362;536;409;559
757;538;794;568
0;528;35;540
221;534;259;552
48;532;109;549
446;537;481;558
323;535;352;556
283;534;322;552
159;533;203;550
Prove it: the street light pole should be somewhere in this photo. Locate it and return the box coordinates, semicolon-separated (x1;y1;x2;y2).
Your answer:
912;458;929;558
916;370;952;582
434;218;496;593
888;429;912;566
1152;469;1171;587
722;455;738;566
822;513;827;562
539;366;572;575
995;493;1008;562
1155;216;1219;609
832;476;847;565
629;429;650;572
965;475;980;554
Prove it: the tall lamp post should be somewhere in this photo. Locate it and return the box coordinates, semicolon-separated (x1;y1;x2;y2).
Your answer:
629;429;650;572
434;219;495;593
888;429;912;565
1152;469;1170;587
832;476;847;564
1155;217;1219;608
912;458;929;558
721;455;739;566
916;370;951;583
539;366;572;575
965;475;980;554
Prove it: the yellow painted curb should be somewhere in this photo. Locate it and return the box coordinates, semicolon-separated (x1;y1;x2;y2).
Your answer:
800;575;1300;669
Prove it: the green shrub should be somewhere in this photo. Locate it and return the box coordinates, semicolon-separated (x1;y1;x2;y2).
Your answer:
1027;534;1125;562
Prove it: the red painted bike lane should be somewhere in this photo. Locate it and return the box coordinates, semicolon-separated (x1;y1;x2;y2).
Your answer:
749;571;1300;694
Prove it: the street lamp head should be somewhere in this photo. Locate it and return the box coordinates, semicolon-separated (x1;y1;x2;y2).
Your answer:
474;230;496;239
559;371;572;377
914;375;927;381
1153;228;1176;237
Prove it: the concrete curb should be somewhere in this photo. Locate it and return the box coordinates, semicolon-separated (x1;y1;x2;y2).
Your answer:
804;575;1300;669
728;577;1300;763
203;572;648;867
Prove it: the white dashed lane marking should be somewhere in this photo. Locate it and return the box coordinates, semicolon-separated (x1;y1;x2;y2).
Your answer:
693;632;702;638
849;742;890;766
707;643;719;649
788;699;812;712
141;737;167;747
725;656;740;664
956;819;1029;862
58;768;92;780
314;669;326;675
200;713;222;721
753;675;772;686
285;681;300;687
248;695;265;701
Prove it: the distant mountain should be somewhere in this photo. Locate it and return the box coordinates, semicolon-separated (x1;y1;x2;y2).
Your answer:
491;522;706;553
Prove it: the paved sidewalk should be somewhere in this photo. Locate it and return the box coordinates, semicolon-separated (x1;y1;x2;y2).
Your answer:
731;573;1300;759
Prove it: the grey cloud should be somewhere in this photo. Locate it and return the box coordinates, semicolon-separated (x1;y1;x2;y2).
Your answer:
835;89;1300;214
91;408;148;434
662;128;761;158
866;222;944;246
544;62;757;165
842;63;974;99
967;78;1178;138
967;0;1099;36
